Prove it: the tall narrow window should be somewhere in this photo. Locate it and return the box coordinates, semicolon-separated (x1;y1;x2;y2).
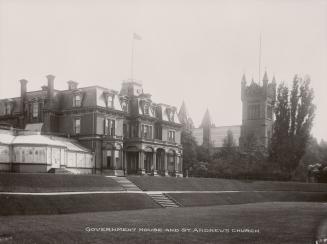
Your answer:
141;124;152;139
107;96;113;108
109;120;115;136
168;130;175;142
5;103;11;115
32;102;38;118
73;94;81;107
248;104;260;120
74;118;81;134
121;101;129;112
144;104;149;115
104;118;115;136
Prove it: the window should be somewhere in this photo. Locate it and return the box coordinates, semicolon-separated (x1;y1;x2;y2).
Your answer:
121;101;129;112
104;118;115;136
73;94;81;107
151;107;156;117
141;124;153;139
5;103;11;115
248;104;260;120
168;130;175;142
32;102;38;118
107;96;113;108
74;118;81;134
155;125;162;140
167;109;174;122
144;104;149;115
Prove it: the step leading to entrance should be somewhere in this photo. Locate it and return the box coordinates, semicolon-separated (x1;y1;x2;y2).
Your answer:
147;193;181;208
109;177;143;192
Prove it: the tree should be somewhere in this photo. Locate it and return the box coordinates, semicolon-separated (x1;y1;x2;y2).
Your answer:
181;130;198;176
269;75;315;179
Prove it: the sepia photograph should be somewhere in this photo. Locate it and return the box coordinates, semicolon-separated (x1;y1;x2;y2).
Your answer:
0;0;326;243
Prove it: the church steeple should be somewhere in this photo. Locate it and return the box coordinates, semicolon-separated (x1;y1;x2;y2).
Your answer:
200;108;212;128
178;101;194;130
241;73;247;85
262;71;269;85
178;101;189;125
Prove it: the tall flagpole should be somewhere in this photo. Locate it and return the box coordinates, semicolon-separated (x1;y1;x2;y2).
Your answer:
131;35;135;81
258;32;262;84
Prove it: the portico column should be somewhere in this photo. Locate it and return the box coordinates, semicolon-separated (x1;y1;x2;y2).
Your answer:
111;149;116;170
174;155;178;176
152;151;158;176
164;152;169;176
123;150;127;175
138;151;145;175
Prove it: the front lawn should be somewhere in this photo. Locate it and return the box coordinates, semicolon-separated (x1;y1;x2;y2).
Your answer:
128;175;327;192
0;202;326;243
0;173;122;192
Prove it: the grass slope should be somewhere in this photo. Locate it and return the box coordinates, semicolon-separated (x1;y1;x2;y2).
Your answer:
0;202;326;244
0;173;122;192
128;176;327;192
168;192;327;207
0;193;160;216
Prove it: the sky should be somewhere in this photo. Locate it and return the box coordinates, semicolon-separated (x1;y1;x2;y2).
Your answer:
0;0;326;141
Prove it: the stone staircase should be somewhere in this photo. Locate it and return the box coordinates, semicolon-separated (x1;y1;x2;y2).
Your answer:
48;168;73;174
110;177;142;191
147;193;180;208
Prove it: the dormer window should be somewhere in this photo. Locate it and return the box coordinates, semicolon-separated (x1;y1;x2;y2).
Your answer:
107;95;113;108
73;94;81;107
144;104;149;115
166;109;174;122
121;100;129;112
151;107;156;117
32;102;38;118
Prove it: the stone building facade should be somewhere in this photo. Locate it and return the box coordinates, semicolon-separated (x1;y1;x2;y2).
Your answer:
191;71;276;150
239;71;276;149
0;75;183;176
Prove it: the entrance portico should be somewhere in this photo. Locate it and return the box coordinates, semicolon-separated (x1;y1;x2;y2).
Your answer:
124;144;182;177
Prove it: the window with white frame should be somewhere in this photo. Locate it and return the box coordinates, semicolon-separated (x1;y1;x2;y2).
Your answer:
104;118;115;136
74;118;81;134
144;104;149;115
168;130;175;142
141;124;152;139
73;94;81;107
107;95;113;108
121;100;129;112
32;102;38;118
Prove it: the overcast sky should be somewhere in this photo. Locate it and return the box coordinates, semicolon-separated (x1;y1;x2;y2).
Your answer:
0;0;326;141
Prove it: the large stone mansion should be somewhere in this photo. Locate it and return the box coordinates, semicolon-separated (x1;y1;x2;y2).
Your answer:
0;75;183;176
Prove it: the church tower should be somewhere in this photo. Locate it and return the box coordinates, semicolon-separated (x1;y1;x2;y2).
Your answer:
200;109;213;148
239;71;276;150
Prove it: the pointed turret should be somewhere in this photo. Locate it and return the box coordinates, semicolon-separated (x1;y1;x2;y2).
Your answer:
262;71;269;85
178;101;189;125
272;75;276;84
200;108;212;128
241;74;247;85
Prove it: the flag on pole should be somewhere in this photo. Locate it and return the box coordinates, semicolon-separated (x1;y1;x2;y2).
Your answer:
133;33;142;40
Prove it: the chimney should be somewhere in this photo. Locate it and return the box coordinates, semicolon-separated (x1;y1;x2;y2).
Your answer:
19;79;28;113
46;74;55;105
67;80;78;90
